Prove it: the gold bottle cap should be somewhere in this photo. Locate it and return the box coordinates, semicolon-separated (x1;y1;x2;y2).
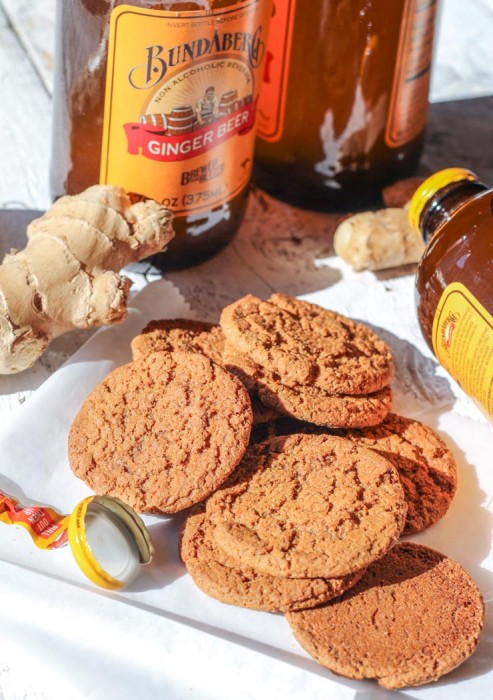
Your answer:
409;168;477;234
68;496;154;591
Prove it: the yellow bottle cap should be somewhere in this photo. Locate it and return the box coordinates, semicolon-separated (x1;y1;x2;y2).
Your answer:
68;496;154;591
408;168;477;234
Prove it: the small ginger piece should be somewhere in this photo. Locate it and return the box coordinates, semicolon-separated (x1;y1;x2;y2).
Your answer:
0;185;174;374
333;208;425;272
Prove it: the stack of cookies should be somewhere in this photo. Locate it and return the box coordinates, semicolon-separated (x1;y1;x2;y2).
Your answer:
180;433;408;611
222;294;394;428
251;411;458;536
67;292;484;689
180;434;483;690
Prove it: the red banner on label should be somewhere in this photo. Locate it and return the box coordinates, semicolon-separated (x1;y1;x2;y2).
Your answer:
124;101;257;163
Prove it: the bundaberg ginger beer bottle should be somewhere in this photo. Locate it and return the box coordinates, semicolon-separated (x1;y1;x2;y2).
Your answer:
410;168;493;419
51;0;272;269
254;0;439;210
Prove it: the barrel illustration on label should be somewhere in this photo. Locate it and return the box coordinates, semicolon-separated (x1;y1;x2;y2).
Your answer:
124;60;256;177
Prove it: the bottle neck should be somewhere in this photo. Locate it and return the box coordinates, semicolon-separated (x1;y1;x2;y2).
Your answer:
420;180;489;243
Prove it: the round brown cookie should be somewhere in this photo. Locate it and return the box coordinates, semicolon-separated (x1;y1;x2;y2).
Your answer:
224;346;392;428
220;294;394;395
251;413;457;535
207;434;407;578
334;414;457;535
286;542;484;689
180;505;365;612
131;318;225;365
69;351;252;514
257;380;392;429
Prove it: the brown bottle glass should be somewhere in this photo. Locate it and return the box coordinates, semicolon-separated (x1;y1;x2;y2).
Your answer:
254;0;438;210
411;169;493;418
51;0;272;269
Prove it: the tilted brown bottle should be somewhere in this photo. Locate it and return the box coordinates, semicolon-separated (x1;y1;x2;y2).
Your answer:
410;168;493;419
51;0;272;269
254;0;439;210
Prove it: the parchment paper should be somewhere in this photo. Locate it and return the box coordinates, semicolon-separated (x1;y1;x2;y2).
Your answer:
0;275;491;700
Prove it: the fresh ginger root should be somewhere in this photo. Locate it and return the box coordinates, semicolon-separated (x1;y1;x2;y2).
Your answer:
333;208;425;272
0;185;174;374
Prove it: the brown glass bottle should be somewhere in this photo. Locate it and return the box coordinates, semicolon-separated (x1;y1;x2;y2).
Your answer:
411;168;493;418
254;0;438;210
51;0;272;269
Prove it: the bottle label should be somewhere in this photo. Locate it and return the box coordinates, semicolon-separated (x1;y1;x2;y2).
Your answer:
100;2;271;215
432;282;493;417
256;0;296;142
385;0;438;148
0;489;68;550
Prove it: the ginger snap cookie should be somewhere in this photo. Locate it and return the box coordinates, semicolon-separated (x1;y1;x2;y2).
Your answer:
224;345;392;428
131;318;224;366
220;294;394;395
286;542;484;689
207;434;407;579
335;414;457;534
69;352;252;514
253;413;457;534
180;505;365;613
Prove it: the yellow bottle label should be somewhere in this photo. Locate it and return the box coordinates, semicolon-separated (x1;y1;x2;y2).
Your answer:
100;2;272;215
385;0;438;148
256;0;296;142
432;282;493;417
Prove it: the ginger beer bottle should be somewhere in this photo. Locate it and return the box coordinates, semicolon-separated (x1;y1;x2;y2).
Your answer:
410;168;493;418
51;0;272;268
254;0;439;210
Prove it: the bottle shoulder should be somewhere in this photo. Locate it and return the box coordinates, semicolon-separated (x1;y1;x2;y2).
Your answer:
416;188;493;322
423;188;492;255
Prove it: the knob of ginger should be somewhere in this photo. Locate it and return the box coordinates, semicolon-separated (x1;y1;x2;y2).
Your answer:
0;185;174;374
333;208;425;272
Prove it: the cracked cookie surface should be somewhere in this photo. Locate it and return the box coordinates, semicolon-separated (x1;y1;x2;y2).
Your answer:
206;434;407;578
131;318;224;366
333;414;457;534
221;294;394;395
286;543;484;689
180;504;364;612
224;345;392;428
69;351;252;514
251;413;457;534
